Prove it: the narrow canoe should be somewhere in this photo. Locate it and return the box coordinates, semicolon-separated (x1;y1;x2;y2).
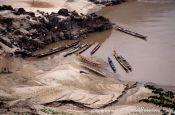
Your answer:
108;57;116;73
79;63;107;77
113;50;129;73
77;54;102;67
113;50;132;72
77;42;94;54
33;40;79;57
90;43;101;55
114;25;147;40
120;56;132;71
64;44;87;57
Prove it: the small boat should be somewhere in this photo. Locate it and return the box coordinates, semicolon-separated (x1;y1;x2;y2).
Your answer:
77;54;102;67
120;56;132;71
90;43;101;55
79;63;107;77
33;40;79;57
14;50;32;57
108;57;116;73
113;50;132;72
77;42;94;54
64;44;87;57
114;25;147;40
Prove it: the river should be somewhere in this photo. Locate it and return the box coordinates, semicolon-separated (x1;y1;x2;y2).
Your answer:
92;0;175;86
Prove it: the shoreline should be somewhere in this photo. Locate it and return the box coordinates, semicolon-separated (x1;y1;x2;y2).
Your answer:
0;5;112;55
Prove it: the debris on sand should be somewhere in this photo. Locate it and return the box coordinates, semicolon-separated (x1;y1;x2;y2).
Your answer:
89;0;126;6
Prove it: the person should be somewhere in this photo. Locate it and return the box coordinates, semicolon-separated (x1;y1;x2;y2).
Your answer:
0;51;13;73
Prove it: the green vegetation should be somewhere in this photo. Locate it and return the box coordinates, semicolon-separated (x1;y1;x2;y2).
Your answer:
40;108;113;115
145;85;174;98
0;96;15;101
40;108;73;115
140;85;175;114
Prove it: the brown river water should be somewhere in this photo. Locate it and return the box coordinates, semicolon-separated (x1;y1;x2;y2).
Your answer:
32;0;175;86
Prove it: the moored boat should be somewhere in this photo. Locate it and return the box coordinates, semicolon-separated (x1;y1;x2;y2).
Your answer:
77;42;94;54
77;54;102;67
33;40;79;57
108;57;116;73
113;50;132;72
79;63;107;77
120;56;132;71
114;25;147;40
90;43;101;55
64;43;87;57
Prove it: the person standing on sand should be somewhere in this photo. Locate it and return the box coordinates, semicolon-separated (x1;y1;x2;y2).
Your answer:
0;51;14;73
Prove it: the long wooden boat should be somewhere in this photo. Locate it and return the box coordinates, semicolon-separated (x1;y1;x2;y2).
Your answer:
113;50;129;73
77;54;102;67
90;43;101;55
64;44;87;57
77;42;94;54
120;56;132;71
114;25;147;40
79;63;107;77
108;57;116;73
33;40;79;57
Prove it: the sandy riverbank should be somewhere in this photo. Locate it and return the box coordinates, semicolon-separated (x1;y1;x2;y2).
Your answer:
0;56;164;115
0;0;102;14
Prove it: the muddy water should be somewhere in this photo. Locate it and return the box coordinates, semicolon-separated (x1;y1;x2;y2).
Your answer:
93;0;175;86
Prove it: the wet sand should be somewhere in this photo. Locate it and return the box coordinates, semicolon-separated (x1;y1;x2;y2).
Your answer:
25;1;55;8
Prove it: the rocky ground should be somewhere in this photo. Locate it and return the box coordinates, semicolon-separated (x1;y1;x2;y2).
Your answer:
89;0;126;6
0;5;112;56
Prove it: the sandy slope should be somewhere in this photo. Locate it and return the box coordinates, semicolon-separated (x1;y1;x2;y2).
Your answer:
0;56;161;114
4;58;127;108
0;0;102;14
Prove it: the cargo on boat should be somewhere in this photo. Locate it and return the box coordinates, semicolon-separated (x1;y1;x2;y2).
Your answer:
77;54;107;76
108;57;116;73
90;43;101;55
114;25;147;40
120;56;132;71
77;54;102;67
33;41;79;58
113;50;132;72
